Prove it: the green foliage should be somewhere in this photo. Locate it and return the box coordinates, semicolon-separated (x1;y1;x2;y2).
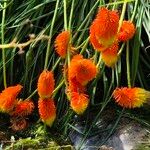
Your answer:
0;0;150;149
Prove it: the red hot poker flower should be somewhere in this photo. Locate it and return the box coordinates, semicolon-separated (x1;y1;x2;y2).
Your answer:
38;98;56;127
118;21;136;42
68;54;97;86
0;85;23;113
70;92;89;115
10;100;34;117
55;31;70;58
37;70;55;98
90;7;119;51
101;42;119;67
113;87;150;108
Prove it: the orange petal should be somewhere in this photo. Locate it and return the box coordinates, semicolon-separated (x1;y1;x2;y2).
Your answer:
2;84;23;100
101;42;119;67
90;7;119;51
70;92;89;115
68;55;97;85
0;96;17;113
113;87;150;108
10;100;34;117
55;31;70;58
38;98;56;127
37;70;55;98
118;21;136;42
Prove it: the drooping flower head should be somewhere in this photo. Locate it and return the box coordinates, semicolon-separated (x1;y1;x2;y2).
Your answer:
2;84;23;100
101;42;119;67
55;31;70;58
0;96;17;113
118;21;136;42
113;87;150;108
90;7;119;51
37;70;55;98
0;85;23;113
70;92;89;115
10;99;34;117
38;98;56;127
68;55;97;86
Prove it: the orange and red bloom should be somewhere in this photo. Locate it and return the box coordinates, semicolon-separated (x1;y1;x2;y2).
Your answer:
118;21;136;42
10;100;34;117
101;42;119;67
70;92;89;115
55;31;70;58
38;98;56;127
0;85;22;113
37;70;55;98
113;87;150;108
68;55;97;86
67;55;96;114
90;7;119;52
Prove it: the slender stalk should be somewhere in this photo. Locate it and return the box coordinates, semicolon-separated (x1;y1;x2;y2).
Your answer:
126;41;131;87
96;54;102;68
63;0;67;30
1;1;7;88
131;0;138;21
44;0;60;69
72;0;99;41
25;89;37;100
118;0;127;32
68;0;75;30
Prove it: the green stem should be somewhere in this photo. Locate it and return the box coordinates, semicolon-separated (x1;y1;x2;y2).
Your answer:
25;89;37;100
118;0;127;32
117;43;125;56
126;41;131;87
68;0;75;30
63;0;67;30
130;0;138;21
1;2;7;88
72;0;99;41
96;54;102;68
52;80;64;97
44;0;60;69
80;37;89;54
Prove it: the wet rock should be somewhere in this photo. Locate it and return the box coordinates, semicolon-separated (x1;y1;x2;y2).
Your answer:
69;118;150;150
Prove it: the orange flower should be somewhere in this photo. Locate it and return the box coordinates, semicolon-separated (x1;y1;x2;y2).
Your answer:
101;42;119;67
38;98;56;127
10;100;34;117
90;7;119;51
0;96;17;113
0;85;23;113
55;31;70;58
37;70;55;98
70;92;89;115
118;21;136;42
113;87;150;108
2;84;23;100
68;55;97;85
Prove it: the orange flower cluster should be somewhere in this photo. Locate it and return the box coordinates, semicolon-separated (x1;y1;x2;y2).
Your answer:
90;7;119;52
55;31;71;58
90;7;136;67
37;70;56;127
113;87;150;108
0;85;34;131
67;55;97;114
